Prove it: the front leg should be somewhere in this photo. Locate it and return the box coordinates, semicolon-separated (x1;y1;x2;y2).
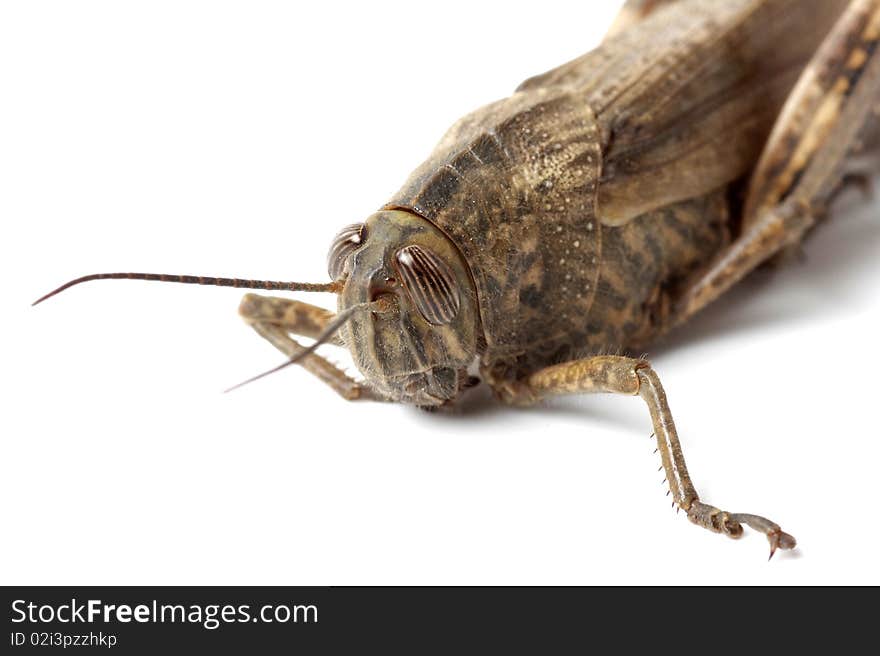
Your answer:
238;293;343;345
238;293;383;401
519;355;795;557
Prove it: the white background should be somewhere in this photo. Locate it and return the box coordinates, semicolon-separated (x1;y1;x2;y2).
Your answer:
2;0;879;585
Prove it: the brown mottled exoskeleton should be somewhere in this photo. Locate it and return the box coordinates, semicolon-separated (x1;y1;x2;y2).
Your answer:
34;0;880;557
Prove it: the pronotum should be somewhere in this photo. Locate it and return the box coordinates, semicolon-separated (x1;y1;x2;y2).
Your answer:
34;0;880;556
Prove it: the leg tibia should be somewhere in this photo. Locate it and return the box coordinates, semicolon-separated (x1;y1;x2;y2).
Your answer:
249;322;373;401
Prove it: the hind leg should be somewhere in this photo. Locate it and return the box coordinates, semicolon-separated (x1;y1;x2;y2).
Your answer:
238;293;381;401
673;0;880;326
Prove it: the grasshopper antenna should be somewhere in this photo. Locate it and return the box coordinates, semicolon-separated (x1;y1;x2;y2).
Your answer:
32;273;340;306
224;299;390;393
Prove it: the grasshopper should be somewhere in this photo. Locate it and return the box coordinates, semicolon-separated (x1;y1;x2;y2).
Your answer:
34;0;880;557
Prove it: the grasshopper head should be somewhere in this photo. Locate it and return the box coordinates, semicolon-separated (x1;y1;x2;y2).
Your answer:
329;210;480;406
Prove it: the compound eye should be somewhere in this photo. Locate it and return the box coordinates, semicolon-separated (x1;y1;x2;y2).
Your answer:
393;245;460;325
327;223;366;280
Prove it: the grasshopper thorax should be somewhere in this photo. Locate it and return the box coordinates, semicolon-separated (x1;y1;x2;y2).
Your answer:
329;210;479;406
